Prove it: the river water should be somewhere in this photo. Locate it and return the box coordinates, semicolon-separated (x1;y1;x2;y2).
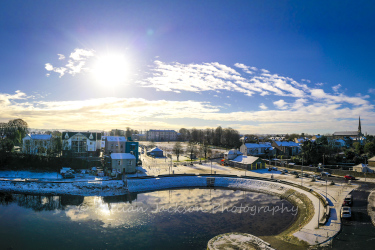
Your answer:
0;188;298;249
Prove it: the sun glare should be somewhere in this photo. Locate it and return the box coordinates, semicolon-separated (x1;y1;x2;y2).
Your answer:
93;54;128;85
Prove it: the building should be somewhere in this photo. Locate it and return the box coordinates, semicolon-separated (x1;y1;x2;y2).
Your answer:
333;117;364;140
110;153;136;174
146;130;177;141
227;155;266;170
125;140;139;163
240;143;275;156
62;132;102;157
104;136;127;155
369;156;375;167
224;149;243;161
271;141;300;156
22;134;53;155
353;164;375;173
147;147;163;157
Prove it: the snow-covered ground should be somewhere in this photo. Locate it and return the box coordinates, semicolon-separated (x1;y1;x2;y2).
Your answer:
0;171;110;182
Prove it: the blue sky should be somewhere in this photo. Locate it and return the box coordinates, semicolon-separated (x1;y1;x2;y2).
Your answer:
1;0;375;134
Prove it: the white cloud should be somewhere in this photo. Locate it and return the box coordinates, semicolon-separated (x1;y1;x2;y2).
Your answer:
57;54;65;60
69;49;95;61
369;88;375;94
315;82;324;86
273;99;288;109
259;103;268;110
332;84;341;92
45;49;95;77
234;63;254;74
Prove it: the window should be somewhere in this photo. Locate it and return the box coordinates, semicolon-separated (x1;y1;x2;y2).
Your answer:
118;160;121;165
128;160;132;165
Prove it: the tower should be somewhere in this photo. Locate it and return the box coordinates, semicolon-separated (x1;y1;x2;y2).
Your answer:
358;116;362;134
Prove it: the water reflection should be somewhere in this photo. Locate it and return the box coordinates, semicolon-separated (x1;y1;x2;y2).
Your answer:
0;189;298;250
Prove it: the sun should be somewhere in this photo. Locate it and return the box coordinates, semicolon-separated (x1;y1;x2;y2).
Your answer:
92;54;128;85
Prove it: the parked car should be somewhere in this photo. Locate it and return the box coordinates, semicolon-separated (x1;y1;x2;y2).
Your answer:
321;172;332;177
344;175;356;180
341;206;352;219
282;169;288;173
312;175;322;180
301;173;309;177
290;171;299;175
342;195;353;206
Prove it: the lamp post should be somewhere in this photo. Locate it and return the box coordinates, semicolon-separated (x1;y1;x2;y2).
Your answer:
364;155;368;182
209;157;212;175
301;156;304;186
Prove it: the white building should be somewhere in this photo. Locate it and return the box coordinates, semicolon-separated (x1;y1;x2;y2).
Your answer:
62;132;102;157
146;130;177;141
110;153;136;174
240;143;274;156
22;134;53;155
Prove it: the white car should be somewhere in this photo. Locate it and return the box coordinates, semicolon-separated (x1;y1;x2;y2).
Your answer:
341;207;352;219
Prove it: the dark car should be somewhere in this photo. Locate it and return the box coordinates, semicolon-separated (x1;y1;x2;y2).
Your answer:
290;171;299;175
344;175;356;180
342;195;353;206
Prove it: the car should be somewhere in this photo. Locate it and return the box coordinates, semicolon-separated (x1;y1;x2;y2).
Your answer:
344;175;356;180
282;169;288;173
290;171;298;175
272;167;278;171
341;206;352;219
321;172;332;177
312;175;322;180
342;195;353;206
301;173;309;177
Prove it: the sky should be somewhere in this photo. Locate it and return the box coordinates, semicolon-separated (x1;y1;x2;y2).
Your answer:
1;0;375;135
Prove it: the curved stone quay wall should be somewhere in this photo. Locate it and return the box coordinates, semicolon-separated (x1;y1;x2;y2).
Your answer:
127;176;292;197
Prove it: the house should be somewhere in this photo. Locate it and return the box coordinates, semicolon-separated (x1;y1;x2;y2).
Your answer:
227;155;266;170
125;140;139;163
147;147;163;157
146;130;177;141
353;164;374;173
104;136;127;155
329;139;346;148
294;138;306;144
272;141;300;157
62;132;102;157
369;156;375;167
22;134;53;155
110;153;136;174
240;143;274;156
224;149;243;161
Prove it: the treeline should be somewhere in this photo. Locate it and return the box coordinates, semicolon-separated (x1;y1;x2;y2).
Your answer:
178;126;241;149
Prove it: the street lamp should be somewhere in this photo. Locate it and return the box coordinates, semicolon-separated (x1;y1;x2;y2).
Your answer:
301;156;304;186
209;157;213;175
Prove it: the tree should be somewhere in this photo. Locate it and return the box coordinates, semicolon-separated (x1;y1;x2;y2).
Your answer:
213;126;223;146
186;142;197;161
0;119;28;151
179;128;190;141
364;142;375;156
353;142;363;155
202;143;210;159
173;142;183;161
125;127;132;138
6;119;29;145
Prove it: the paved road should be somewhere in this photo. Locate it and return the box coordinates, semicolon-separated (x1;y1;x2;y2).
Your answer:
327;182;375;249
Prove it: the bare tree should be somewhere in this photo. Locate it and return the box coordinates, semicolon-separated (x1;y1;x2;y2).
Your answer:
186;142;198;161
173;142;183;161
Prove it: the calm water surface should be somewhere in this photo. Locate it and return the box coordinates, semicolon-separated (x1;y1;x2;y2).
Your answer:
0;188;297;249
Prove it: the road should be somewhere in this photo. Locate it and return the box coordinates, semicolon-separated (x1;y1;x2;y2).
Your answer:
327;182;375;249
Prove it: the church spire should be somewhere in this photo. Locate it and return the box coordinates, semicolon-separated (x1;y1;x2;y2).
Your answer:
358;116;362;134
